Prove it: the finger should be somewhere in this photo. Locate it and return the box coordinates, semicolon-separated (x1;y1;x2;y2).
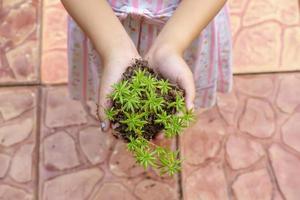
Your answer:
176;60;196;110
97;68;122;131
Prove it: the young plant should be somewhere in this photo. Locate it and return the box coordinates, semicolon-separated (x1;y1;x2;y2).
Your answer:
99;59;195;177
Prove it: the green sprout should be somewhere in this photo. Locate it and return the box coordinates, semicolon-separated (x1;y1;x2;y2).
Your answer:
104;59;195;177
122;93;140;112
121;112;147;132
168;93;185;111
143;91;165;113
164;115;183;138
105;107;118;121
111;80;130;104
154;111;170;126
157;79;171;95
141;75;157;91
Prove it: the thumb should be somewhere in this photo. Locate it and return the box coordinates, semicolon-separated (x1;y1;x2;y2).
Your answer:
176;59;196;111
97;73;115;132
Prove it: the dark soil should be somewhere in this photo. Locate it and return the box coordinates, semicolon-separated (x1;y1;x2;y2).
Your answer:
109;59;184;142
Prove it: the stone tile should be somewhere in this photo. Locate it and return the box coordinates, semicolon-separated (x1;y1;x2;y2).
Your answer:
243;0;299;26
39;85;180;200
41;0;68;83
181;119;223;165
183;162;229;200
269;144;300;200
239;98;275;138
228;0;248;13
0;118;33;147
79;126;113;165
0;0;40;83
43;131;80;170
0;184;33;200
0;154;10;178
91;183;137;200
134;179;177;200
232;169;273;200
276;75;300;113
0;87;37;199
282;27;300;69
181;73;300;200
282;112;300;153
109;141;145;178
226;135;264;170
233;22;282;73
0;89;34;121
42;168;104;200
9;143;34;183
229;0;300;73
45;87;88;128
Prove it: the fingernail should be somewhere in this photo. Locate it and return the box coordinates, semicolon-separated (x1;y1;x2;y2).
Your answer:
186;102;194;111
100;122;106;131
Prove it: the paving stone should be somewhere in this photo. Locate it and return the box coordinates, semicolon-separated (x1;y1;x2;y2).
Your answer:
282;112;300;153
43;131;79;170
0;2;36;47
79;126;114;165
0;117;33;147
282;27;300;69
217;91;238;126
274;191;284;200
232;169;272;200
226;135;264;170
0;90;34;121
134;179;177;200
41;0;68;83
41;51;68;84
0;154;10;178
183;162;228;200
9;143;34;183
276;75;300;113
42;168;103;200
0;184;33;200
239;98;275;138
45;87;87;128
269;144;300;200
235;75;274;98
243;0;299;26
92;183;136;200
228;0;248;13
2;0;25;8
182;125;222;165
233;22;281;73
6;40;37;81
109;141;144;177
230;15;241;38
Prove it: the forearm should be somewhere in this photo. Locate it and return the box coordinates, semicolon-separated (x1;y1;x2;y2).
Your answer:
61;0;136;62
153;0;227;54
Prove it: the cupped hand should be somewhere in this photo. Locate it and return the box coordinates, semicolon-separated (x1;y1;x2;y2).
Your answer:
145;44;196;110
97;47;141;132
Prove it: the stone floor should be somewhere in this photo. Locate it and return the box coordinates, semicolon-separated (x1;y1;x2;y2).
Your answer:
0;0;300;199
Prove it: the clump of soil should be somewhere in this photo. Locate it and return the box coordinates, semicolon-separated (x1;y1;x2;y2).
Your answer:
104;59;184;142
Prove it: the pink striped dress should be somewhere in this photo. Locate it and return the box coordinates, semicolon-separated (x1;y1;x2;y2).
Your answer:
67;0;232;108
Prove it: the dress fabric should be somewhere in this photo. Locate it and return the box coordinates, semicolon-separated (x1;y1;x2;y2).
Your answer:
67;0;233;108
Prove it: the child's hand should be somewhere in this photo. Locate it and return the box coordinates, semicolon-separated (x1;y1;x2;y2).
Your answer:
97;47;140;132
145;45;196;110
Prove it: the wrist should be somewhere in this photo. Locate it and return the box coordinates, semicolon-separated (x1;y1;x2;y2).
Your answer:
146;42;180;64
95;37;139;65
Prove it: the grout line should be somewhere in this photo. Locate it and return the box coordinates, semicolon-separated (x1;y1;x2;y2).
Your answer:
176;135;184;200
35;86;43;200
37;0;44;86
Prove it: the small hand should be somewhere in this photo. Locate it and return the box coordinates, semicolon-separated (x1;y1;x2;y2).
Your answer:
97;47;140;132
145;45;196;110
